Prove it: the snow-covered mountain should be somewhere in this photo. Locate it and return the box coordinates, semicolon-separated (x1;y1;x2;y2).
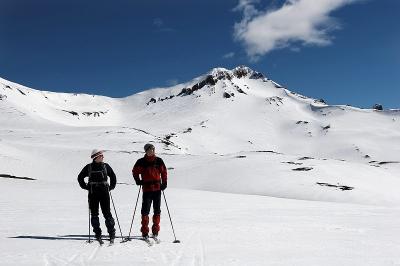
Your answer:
1;66;400;265
1;66;400;204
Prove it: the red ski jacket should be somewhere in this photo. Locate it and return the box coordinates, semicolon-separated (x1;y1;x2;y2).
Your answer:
132;155;167;192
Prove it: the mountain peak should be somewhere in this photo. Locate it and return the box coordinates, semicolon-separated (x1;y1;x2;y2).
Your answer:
208;65;265;81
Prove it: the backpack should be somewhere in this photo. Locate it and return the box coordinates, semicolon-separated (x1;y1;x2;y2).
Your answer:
88;163;108;184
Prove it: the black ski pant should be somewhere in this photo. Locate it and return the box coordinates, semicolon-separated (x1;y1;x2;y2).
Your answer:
141;190;161;216
88;186;115;237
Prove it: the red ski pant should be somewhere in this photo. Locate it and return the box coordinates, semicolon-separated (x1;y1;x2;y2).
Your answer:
140;190;161;236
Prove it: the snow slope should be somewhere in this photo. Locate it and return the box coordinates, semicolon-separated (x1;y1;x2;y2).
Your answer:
1;66;400;265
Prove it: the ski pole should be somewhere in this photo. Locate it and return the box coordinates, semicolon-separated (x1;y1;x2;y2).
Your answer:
88;198;91;243
162;191;180;243
126;185;141;241
109;190;123;240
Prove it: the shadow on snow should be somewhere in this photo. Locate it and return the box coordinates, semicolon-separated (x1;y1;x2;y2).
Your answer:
8;235;140;241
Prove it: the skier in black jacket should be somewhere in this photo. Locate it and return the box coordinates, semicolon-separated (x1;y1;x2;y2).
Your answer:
78;149;117;243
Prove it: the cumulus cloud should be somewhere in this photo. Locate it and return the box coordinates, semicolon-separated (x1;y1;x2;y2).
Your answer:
234;0;360;60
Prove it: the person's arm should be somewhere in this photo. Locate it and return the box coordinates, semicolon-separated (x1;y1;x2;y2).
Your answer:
106;163;117;190
132;160;143;185
160;159;167;190
77;165;89;190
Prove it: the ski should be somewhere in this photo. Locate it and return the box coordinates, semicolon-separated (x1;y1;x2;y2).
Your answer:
121;237;130;243
142;236;154;246
151;235;161;244
120;236;154;246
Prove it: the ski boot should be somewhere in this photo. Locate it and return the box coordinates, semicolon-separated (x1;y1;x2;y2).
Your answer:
109;232;115;244
95;234;104;245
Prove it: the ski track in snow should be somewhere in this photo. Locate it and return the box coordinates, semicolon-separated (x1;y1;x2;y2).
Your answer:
43;242;101;266
86;243;101;264
2;185;400;265
172;231;205;266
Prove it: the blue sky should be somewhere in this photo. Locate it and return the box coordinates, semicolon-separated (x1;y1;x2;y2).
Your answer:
0;0;399;108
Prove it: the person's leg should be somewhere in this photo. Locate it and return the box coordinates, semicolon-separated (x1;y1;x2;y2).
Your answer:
99;188;115;238
141;191;152;237
152;190;161;236
89;192;102;237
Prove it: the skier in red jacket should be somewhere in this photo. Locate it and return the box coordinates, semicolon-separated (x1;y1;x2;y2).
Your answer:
132;143;167;239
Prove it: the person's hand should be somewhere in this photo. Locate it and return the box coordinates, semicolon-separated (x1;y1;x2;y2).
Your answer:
160;182;167;191
135;179;143;186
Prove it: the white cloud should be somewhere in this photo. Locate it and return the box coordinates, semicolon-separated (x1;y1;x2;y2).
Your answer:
166;79;179;86
234;0;360;60
153;18;164;27
290;47;301;52
233;0;261;21
223;52;235;59
153;18;175;32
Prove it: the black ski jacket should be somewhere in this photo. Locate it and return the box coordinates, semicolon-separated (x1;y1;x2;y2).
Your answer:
77;162;117;190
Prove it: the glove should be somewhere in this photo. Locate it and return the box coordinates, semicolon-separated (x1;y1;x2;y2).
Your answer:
135;179;143;186
160;182;167;191
109;185;115;191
